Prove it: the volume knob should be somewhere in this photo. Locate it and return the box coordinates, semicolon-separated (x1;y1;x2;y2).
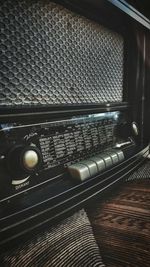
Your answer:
23;150;39;170
7;145;41;178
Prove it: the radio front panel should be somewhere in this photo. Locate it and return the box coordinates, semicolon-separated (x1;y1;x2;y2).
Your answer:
0;0;149;249
0;111;134;200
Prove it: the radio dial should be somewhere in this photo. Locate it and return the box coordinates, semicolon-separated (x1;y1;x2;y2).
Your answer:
7;145;41;178
23;150;39;170
132;122;139;136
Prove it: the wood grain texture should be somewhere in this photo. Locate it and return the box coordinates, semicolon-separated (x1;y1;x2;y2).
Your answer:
87;180;150;267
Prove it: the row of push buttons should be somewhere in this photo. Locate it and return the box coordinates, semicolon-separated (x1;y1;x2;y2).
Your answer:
68;150;124;182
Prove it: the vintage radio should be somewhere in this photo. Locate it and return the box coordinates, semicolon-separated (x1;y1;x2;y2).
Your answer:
0;0;149;249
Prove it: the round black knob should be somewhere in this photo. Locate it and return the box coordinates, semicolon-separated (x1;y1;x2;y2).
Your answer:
7;145;41;178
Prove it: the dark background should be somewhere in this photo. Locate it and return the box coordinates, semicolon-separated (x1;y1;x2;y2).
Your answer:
126;0;150;19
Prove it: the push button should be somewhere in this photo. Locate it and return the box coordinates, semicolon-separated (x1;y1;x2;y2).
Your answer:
109;152;119;164
90;156;105;172
80;160;98;176
115;150;124;162
100;154;113;168
68;150;125;182
68;163;90;181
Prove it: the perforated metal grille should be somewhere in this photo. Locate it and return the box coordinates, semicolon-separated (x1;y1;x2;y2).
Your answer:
0;0;124;107
127;160;150;181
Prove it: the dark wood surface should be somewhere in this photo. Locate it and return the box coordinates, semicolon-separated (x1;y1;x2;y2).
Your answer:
87;179;150;267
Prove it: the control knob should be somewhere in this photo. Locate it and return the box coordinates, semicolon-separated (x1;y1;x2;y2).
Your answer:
7;145;41;178
23;149;39;170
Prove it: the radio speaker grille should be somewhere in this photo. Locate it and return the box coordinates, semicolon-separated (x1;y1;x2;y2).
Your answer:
0;0;124;107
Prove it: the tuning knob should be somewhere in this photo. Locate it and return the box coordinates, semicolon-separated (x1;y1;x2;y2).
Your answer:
23;150;39;170
7;145;41;178
132;122;139;136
